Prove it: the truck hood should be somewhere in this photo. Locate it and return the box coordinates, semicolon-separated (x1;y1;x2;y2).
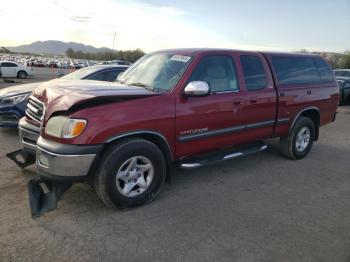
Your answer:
33;79;159;119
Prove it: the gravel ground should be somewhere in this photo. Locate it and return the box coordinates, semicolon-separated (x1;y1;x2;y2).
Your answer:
0;104;349;262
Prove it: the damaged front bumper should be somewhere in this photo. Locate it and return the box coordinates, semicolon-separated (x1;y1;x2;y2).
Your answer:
6;118;41;168
26;136;103;218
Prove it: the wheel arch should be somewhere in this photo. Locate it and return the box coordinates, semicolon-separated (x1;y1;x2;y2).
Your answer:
290;107;320;141
98;131;174;183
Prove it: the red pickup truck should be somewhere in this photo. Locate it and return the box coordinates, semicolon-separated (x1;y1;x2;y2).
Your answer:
9;49;339;217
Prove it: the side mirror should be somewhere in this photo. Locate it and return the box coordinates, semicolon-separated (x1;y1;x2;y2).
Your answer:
183;81;210;97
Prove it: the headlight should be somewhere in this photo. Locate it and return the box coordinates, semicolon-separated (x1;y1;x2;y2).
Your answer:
45;116;87;138
1;92;31;105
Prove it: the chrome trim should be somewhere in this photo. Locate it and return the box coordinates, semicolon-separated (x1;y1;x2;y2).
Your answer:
25;108;41;122
26;95;45;125
223;152;243;160
105;130;173;160
37;146;96;158
184;81;210;96
246;120;275;129
277;117;290;124
260;144;268;150
19;126;40;136
289;107;320;134
19;126;40;153
27;103;39;114
180;142;268;169
22;139;37;149
36;146;96;177
178;125;245;142
180;163;201;168
29;95;44;107
178;119;277;142
214;90;240;94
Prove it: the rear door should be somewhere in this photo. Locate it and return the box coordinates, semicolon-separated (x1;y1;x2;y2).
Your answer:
238;53;277;140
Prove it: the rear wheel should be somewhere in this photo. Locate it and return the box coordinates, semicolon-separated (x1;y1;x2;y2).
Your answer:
17;71;27;79
279;116;315;160
94;139;166;209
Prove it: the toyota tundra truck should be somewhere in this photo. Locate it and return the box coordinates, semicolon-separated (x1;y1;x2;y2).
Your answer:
8;49;339;217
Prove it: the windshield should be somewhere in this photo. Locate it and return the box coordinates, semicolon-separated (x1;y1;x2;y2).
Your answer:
117;53;192;91
61;67;98;80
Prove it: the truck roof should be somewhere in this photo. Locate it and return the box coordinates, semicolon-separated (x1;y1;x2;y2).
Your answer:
154;48;321;58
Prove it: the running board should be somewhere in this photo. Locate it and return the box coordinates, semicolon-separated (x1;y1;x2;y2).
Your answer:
179;142;268;169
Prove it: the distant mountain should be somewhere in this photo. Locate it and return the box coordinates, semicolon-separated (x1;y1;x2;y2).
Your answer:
7;40;113;55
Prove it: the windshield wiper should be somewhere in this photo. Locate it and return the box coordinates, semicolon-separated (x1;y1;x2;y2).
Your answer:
127;82;158;92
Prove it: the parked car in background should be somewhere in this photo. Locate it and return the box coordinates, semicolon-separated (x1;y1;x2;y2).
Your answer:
101;60;132;65
0;61;34;79
0;65;128;127
11;49;339;217
334;69;350;105
334;69;350;77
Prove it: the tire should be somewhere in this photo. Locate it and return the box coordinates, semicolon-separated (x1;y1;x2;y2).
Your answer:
94;138;166;209
279;116;315;160
17;71;27;79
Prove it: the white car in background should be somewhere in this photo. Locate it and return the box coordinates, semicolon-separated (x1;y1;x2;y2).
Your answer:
0;61;34;79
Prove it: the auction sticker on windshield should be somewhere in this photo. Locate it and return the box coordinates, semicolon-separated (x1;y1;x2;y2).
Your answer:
170;55;191;63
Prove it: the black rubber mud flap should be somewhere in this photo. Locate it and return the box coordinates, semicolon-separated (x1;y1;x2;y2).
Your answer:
6;149;36;168
27;178;72;218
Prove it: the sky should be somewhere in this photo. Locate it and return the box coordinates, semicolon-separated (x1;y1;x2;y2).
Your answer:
0;0;349;53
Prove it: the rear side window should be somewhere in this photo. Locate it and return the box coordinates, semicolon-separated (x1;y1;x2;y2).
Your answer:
1;62;17;67
240;55;267;91
272;56;320;84
272;56;334;85
313;58;334;82
189;55;239;93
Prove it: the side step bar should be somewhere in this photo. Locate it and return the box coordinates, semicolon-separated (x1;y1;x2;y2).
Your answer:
179;141;268;169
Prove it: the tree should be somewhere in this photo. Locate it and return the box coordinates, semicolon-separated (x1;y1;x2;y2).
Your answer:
66;48;75;58
340;53;350;69
0;47;12;53
65;48;145;62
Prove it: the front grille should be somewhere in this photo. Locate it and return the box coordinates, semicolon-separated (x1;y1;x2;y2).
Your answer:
25;96;45;124
0;112;19;124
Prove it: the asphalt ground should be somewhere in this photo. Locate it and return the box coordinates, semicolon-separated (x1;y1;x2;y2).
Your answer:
0;67;73;89
0;78;349;261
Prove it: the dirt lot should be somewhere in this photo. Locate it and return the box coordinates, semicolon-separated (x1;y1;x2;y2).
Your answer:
0;92;349;261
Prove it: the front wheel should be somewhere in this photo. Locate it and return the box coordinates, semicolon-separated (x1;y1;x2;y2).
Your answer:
279;116;315;160
94;139;166;209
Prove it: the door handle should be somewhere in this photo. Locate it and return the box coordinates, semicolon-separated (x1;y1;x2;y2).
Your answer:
233;100;241;106
250;98;258;103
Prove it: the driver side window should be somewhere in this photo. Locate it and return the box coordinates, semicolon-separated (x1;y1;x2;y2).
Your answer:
188;55;239;93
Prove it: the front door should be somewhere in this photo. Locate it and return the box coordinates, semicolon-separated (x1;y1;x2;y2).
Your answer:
175;54;245;157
